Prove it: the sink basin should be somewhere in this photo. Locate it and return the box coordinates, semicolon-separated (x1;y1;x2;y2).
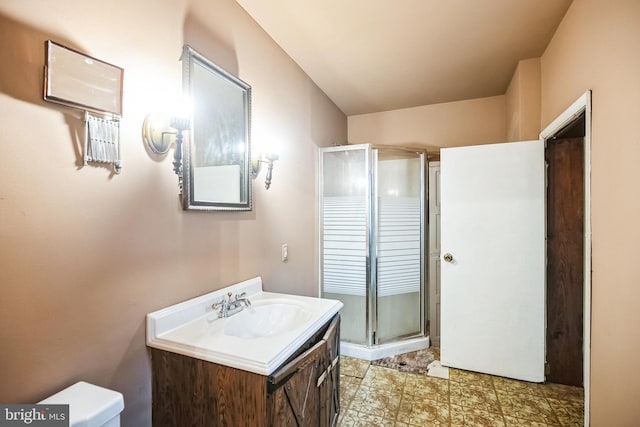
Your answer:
223;302;312;339
146;277;344;374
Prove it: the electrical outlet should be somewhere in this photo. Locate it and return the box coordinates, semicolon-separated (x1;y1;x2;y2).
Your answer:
281;243;288;262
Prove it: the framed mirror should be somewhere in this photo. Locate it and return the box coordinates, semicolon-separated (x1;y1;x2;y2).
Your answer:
181;45;252;211
44;40;124;116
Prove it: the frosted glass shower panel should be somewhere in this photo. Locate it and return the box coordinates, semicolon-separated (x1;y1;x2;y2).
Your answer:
376;155;423;342
321;148;368;344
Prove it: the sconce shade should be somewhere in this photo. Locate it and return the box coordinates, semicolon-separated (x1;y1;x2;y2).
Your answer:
170;116;190;132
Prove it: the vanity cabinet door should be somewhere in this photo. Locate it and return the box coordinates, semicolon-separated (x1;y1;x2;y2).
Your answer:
267;314;341;427
268;340;325;426
319;315;340;427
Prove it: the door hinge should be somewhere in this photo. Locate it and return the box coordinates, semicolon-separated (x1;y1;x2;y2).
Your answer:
545;361;551;376
545;160;549;188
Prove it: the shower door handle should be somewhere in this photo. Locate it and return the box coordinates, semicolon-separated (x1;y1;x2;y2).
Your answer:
443;253;454;263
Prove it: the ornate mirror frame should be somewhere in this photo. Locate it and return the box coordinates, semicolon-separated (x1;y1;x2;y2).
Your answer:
181;45;252;211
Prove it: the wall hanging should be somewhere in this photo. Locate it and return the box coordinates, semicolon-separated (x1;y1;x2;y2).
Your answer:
44;40;124;173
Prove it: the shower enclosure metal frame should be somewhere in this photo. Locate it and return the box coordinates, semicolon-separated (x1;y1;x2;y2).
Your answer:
319;144;427;349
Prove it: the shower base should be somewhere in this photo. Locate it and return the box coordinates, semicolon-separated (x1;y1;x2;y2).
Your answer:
340;336;430;361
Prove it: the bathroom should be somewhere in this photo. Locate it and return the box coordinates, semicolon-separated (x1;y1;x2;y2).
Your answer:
1;1;640;426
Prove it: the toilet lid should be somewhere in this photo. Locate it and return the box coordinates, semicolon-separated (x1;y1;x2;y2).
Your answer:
39;381;124;427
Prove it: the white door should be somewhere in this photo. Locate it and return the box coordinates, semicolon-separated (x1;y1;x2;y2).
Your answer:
440;140;545;382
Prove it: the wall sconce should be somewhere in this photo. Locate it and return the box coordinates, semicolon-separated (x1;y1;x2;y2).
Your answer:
251;152;279;190
142;114;190;175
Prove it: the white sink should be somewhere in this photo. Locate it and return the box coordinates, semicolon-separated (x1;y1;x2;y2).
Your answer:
146;277;343;375
224;301;311;339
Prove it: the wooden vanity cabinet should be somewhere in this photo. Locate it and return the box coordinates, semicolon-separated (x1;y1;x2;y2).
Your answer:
150;314;340;427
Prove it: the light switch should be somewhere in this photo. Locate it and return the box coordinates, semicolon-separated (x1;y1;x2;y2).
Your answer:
281;244;288;262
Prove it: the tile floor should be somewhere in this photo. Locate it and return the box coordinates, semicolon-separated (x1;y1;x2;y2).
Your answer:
338;348;584;426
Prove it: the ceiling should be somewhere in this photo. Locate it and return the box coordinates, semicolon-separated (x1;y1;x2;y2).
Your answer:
235;0;572;116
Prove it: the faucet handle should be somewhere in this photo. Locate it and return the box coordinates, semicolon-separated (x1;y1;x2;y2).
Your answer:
234;292;251;307
212;293;230;310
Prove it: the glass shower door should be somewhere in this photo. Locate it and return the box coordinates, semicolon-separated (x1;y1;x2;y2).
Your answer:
320;146;370;345
374;149;425;343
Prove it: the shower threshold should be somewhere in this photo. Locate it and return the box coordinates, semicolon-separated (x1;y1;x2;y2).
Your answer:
340;336;430;361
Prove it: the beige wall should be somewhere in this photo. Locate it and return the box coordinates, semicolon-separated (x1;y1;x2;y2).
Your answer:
346;59;542;149
541;0;640;424
505;58;541;141
348;95;506;150
0;1;346;426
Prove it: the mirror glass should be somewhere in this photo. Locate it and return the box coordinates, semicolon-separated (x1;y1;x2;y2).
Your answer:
44;40;124;116
182;45;252;211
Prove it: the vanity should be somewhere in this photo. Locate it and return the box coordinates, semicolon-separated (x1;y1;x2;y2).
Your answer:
146;277;343;427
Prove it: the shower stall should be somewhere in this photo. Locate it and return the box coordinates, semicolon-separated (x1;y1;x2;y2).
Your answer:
319;144;428;360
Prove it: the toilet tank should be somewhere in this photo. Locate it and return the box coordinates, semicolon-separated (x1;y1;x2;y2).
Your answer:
39;381;124;427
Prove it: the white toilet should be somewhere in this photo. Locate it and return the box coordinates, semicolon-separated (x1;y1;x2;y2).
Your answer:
39;381;124;427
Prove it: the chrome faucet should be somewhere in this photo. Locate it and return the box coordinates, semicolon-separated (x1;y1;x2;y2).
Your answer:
212;292;251;318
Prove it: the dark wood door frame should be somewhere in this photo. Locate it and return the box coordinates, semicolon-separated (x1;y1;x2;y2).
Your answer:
540;91;591;425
